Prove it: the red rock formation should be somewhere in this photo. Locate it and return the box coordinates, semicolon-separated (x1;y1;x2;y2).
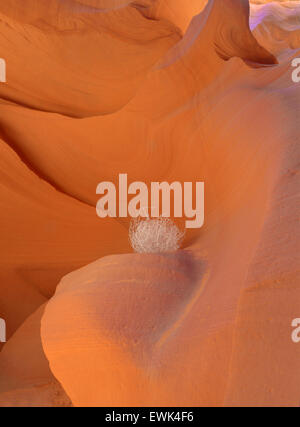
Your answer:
0;0;299;406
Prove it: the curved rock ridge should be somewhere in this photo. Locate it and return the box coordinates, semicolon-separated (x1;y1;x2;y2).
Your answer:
0;305;72;407
41;251;210;406
0;0;181;117
0;138;130;342
250;1;300;56
0;0;277;119
0;0;299;407
0;0;279;213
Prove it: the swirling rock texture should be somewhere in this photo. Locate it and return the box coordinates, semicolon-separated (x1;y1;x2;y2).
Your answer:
0;0;299;407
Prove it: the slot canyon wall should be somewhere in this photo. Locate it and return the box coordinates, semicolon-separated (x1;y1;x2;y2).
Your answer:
0;0;299;407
